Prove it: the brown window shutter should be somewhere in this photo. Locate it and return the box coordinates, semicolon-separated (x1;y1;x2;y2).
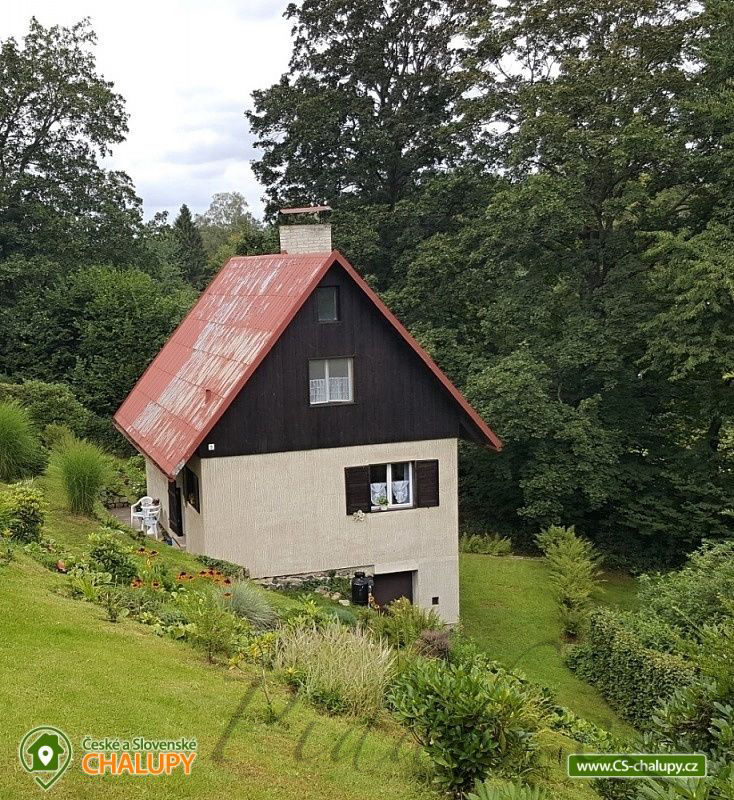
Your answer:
415;460;439;507
344;465;371;514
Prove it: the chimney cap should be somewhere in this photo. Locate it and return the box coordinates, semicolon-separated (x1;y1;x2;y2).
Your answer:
279;205;332;215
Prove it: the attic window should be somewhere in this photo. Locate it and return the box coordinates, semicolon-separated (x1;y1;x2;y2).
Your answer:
316;286;339;322
309;357;353;404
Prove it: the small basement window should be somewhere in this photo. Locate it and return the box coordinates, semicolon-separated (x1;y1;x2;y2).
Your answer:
183;466;200;513
369;462;413;510
309;357;353;404
316;286;339;322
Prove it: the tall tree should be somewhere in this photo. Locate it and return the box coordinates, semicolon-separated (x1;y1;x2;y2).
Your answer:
172;204;208;288
247;0;471;215
0;17;143;264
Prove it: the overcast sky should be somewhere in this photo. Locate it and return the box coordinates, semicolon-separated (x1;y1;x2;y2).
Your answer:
3;1;293;219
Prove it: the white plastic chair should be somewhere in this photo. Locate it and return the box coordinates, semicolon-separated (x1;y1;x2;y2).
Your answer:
130;496;153;530
142;505;160;538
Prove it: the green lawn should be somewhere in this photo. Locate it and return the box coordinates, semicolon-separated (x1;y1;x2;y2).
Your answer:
460;554;637;736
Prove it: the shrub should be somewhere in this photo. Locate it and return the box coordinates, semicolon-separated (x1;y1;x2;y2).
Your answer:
0;402;42;480
177;589;244;662
97;588;131;623
0;380;91;439
536;525;602;639
49;434;109;515
389;658;540;795
88;530;138;585
637;541;734;636
468;780;547;800
276;620;395;717
0;484;45;542
417;628;452;659
228;580;277;629
460;533;513;556
368;596;445;649
567;609;696;728
196;554;249;578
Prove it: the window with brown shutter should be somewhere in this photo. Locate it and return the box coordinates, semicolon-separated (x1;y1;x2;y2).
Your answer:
344;465;371;514
415;459;439;507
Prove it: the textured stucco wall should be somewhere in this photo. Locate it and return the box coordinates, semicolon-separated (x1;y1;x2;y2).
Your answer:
279;223;332;254
144;457;204;554
199;438;460;622
145;458;170;530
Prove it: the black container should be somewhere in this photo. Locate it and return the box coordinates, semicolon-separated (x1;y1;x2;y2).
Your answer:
351;571;371;605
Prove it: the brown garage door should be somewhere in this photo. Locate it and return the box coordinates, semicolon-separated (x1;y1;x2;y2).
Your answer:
372;571;414;608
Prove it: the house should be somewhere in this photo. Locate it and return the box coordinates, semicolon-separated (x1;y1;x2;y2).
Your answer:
114;207;501;623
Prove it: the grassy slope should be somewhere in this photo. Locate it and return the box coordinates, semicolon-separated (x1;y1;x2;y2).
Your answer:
0;557;430;800
460;554;637;737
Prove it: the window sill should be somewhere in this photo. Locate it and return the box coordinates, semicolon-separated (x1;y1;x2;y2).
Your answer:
370;505;414;513
309;400;355;407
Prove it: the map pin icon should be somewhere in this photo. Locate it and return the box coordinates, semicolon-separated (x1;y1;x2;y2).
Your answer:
38;746;53;767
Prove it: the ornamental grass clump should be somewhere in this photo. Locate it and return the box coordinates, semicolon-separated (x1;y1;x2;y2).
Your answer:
228;580;277;629
49;434;108;515
0;401;42;481
276;620;395;717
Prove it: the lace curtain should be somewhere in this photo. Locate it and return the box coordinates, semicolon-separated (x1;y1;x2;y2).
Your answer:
391;480;409;504
370;482;387;505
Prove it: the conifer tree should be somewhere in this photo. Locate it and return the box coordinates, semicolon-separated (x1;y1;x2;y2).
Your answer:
172;204;208;289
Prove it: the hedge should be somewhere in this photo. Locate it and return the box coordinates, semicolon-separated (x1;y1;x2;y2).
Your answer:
566;608;695;728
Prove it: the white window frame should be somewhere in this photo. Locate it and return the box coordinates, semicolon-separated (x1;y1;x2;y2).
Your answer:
309;357;353;405
370;462;414;511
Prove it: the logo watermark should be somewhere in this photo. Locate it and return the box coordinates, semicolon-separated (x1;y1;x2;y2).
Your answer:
568;753;707;779
18;726;73;791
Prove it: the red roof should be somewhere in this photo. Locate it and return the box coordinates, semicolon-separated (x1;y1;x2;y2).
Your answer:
114;250;501;478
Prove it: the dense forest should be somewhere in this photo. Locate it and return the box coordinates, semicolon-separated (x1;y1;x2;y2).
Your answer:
1;1;733;567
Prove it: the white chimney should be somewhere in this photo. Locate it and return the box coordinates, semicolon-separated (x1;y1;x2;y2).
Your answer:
279;206;332;253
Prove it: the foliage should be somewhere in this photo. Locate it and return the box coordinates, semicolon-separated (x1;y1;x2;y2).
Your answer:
460;533;513;556
0;18;143;266
247;0;471;216
88;530;138;585
176;588;244;663
368;596;445;649
66;567;112;602
196;554;249;579
388;656;541;794
637;541;734;636
568;609;696;728
277;620;395;717
49;434;109;515
0;483;45;543
536;525;603;638
0;401;42;480
467;780;547;800
0;381;91;442
101;455;146;505
227;581;277;629
97;587;131;623
172;204;208;288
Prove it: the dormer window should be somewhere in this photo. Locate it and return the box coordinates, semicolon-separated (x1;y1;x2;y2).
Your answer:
309;357;353;404
316;286;339;322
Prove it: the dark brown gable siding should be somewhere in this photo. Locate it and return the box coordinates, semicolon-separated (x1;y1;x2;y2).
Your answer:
199;264;469;458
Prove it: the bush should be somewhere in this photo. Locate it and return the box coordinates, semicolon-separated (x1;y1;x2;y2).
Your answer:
389;657;540;795
49;434;109;515
88;530;138;585
0;402;42;481
368;596;445;649
276;620;395;717
196;554;249;579
0;484;45;542
536;525;602;639
637;540;734;636
468;780;547;800
177;588;244;662
228;580;277;629
460;533;513;556
567;609;696;728
0;380;91;439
